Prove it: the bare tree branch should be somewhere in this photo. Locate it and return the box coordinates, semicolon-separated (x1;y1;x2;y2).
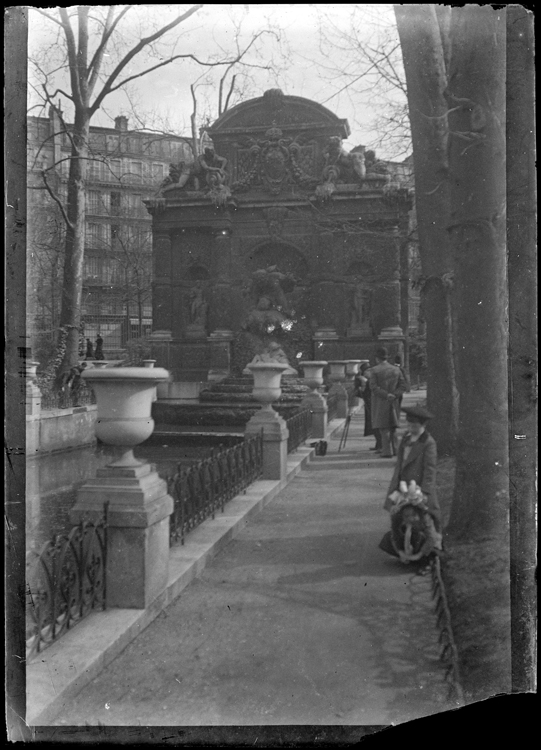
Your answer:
40;169;74;230
90;4;204;114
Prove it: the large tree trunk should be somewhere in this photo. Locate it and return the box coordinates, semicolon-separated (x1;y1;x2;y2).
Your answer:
506;6;536;693
57;111;90;380
446;7;508;540
394;5;458;455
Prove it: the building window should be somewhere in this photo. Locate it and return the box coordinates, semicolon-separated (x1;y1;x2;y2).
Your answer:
88;191;110;215
85;222;111;248
129;161;142;183
109;159;121;179
111;191;121;215
87;191;100;214
88;159;102;180
126;193;138;213
151;163;164;182
83;255;101;279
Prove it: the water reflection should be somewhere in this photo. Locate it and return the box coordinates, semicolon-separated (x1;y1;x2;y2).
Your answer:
26;435;238;553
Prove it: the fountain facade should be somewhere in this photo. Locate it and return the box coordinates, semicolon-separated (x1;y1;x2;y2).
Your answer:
146;89;410;389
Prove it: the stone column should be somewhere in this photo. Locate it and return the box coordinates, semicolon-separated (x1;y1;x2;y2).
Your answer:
152;232;173;338
71;463;173;609
212;228;232;279
245;409;289;481
378;228;404;340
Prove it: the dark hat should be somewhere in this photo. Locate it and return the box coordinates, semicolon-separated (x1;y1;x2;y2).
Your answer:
375;346;388;359
402;404;434;421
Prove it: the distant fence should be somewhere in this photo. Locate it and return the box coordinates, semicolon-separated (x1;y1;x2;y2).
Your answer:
167;432;263;547
26;506;108;659
286;408;312;454
41;385;96;411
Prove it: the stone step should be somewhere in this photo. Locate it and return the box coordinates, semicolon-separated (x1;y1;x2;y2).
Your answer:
200;383;309;395
199;392;305;404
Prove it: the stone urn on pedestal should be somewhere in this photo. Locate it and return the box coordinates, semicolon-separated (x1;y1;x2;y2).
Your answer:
299;361;327;392
244;363;290;481
345;360;361;380
70;366;174;608
299;361;328;439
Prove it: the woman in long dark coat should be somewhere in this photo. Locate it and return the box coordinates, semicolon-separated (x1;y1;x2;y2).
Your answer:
384;405;440;524
355;362;381;451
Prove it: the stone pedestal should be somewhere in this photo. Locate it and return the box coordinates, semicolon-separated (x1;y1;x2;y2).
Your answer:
185;323;207;340
70;463;174;609
328;382;349;418
149;330;172;373
347;324;372;338
207;329;234;381
245;408;289;481
300;391;328;439
25;362;41;416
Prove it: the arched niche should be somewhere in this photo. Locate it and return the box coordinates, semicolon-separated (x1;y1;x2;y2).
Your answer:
247;242;309;278
186;264;210;281
346;260;375;280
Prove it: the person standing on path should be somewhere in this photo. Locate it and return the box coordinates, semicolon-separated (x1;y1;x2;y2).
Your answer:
393;354;410;412
94;334;104;361
384;404;440;525
369;346;407;458
355;361;381;451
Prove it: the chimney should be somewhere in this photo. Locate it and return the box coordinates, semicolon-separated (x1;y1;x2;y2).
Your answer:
114;116;128;132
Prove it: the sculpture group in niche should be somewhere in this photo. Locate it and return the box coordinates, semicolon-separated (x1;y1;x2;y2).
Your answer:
243;340;298;376
188;284;209;328
240;265;300;374
349;283;372;332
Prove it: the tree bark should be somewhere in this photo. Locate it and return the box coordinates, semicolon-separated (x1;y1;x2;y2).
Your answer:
446;7;509;540
394;4;457;455
506;5;536;693
57;111;90;379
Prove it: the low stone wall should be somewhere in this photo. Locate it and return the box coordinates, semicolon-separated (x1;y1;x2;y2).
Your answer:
27;405;97;456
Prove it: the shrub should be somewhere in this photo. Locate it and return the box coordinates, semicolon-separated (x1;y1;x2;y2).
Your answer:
122;336;152;366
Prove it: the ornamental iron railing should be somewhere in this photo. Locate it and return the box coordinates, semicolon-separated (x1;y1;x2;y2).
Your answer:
286;408;312;454
167;432;263;547
26;505;108;660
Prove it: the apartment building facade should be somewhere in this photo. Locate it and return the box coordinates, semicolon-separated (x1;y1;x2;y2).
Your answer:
27;108;193;358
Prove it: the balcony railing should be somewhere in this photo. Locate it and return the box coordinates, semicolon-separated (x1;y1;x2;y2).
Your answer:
26;507;108;659
167;432;263;547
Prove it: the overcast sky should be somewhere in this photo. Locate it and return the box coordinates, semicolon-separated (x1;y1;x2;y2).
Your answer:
28;4;408;159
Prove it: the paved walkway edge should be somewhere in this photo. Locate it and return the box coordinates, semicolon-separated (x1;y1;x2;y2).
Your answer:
27;419;346;725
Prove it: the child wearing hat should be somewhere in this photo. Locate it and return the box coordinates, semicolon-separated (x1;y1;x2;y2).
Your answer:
383;404;441;526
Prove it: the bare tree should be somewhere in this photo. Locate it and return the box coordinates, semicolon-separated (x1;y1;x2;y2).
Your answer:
30;5;207;382
394;5;458;455
444;7;508;541
315;5;411;157
29;6;292;383
396;6;509;544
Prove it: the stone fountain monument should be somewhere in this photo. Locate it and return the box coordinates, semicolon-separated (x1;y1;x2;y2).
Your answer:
145;89;410;417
